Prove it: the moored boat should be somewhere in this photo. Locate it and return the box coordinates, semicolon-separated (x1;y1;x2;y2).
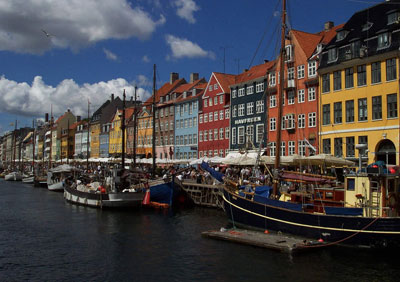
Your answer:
22;174;35;184
5;171;23;181
47;164;78;191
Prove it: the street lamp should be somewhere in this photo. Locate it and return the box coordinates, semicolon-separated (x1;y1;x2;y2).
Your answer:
356;143;368;173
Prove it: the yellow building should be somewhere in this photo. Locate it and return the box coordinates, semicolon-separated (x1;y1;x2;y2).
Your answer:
90;123;101;158
136;107;153;158
318;6;400;166
109;108;134;156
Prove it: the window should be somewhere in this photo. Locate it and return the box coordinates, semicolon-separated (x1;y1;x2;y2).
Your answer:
269;73;276;87
256;124;264;143
247;85;254;95
308;61;317;77
270;95;277;107
214;111;218;121
372;96;382;120
256;100;264;113
214;97;218;106
285;45;292;62
345;67;354;88
219;95;224;104
225;127;229;139
298;89;305;103
288;91;295;105
333;71;342;91
298;114;305;128
246;125;254;144
193;117;196;127
323;139;331;154
288;67;295;80
377;32;390;49
334;138;343;157
358;98;367;121
308;112;316;127
238;127;245;144
386;58;397;81
209;112;213;122
288;141;295;156
256;82;264;93
308;87;316;101
219;110;224;120
322;73;330;93
362;22;373;31
185;119;188;128
281;116;286;130
280;141;286;156
334;102;342;124
247;102;254;115
199;151;203;158
204;130;208;141
199;131;203;142
387;93;398;118
297;65;305;79
232;89;237;99
199;114;203;123
371;62;381;84
209;85;213;91
270;142;276;157
328;48;337;62
358;136;368;156
238;88;245;97
219;128;224;139
214;129;218;140
346;100;354;123
388;11;400;24
346;137;355;157
286;114;295;129
323;104;330;125
238;104;245;116
209;129;213;141
232;105;237;117
232;128;237;144
188;118;192;128
214;84;218;90
225;109;230;119
204;99;208;107
204;114;208;123
209;98;213;107
298;140;306;156
270;118;276;131
193;102;197;110
357;65;367;86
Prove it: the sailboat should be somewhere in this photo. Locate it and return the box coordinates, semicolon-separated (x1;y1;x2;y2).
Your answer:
5;120;22;181
222;0;400;248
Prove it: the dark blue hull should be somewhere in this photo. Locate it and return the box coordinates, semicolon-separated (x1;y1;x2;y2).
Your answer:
223;188;400;248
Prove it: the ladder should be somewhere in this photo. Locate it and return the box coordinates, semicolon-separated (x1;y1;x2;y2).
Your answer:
370;180;381;217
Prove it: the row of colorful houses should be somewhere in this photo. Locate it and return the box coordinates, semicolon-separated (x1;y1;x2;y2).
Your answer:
1;1;399;167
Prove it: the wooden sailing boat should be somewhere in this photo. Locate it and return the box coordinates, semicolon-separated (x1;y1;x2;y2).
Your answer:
22;120;36;184
222;0;400;248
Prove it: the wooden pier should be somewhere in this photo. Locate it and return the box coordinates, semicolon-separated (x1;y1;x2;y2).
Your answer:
202;228;325;253
179;181;224;209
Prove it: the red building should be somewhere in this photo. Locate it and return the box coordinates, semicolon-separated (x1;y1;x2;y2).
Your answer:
266;24;341;157
198;72;236;158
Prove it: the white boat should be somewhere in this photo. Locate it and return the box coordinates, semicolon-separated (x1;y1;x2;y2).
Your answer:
22;174;35;184
5;171;23;181
47;164;78;192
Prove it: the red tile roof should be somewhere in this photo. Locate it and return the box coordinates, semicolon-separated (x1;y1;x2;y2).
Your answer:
212;72;236;93
233;61;276;85
317;23;345;44
145;78;186;105
291;29;323;59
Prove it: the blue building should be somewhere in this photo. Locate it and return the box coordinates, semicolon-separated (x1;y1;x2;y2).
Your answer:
174;82;206;160
230;62;273;152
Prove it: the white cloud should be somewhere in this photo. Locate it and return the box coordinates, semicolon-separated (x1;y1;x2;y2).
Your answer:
0;0;165;54
103;48;118;61
0;75;151;118
142;55;150;63
165;34;214;60
173;0;200;24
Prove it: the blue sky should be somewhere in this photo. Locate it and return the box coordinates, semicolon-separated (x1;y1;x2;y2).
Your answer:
0;0;382;134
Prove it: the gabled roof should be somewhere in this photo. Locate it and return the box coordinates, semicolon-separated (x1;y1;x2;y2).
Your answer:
232;61;275;85
315;23;345;45
145;78;186;105
291;29;324;59
212;72;236;93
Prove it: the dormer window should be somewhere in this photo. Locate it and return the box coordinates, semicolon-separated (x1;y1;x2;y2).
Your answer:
336;30;349;41
388;11;400;25
285;45;293;62
362;22;373;31
377;32;391;49
327;48;338;62
183;91;187;98
166;95;169;102
160;96;163;103
172;93;176;100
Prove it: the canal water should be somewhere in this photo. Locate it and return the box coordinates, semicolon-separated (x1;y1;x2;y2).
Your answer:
0;179;399;282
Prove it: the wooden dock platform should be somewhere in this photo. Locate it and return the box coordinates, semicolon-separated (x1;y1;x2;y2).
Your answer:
202;228;325;253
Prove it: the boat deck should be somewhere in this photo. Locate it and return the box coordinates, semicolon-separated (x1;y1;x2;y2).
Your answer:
202;228;325;253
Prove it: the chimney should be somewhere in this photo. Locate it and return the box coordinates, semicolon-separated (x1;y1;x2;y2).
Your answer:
264;59;269;63
324;21;334;31
170;72;179;84
111;93;114;101
45;113;49;123
77;116;81;122
190;73;199;83
243;69;249;73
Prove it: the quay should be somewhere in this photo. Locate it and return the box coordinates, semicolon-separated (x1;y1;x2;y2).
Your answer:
202;228;325;253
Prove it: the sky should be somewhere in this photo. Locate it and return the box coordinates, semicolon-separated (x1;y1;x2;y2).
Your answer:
0;0;385;134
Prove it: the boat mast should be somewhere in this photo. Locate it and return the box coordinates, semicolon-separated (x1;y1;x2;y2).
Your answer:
67;119;69;164
13;120;17;171
121;90;126;169
87;99;90;170
32;120;35;174
152;64;156;177
273;0;287;197
133;86;137;167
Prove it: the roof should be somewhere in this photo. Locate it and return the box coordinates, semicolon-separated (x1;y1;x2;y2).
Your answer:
317;24;344;45
145;78;186;105
212;72;236;93
232;61;275;85
292;29;324;59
